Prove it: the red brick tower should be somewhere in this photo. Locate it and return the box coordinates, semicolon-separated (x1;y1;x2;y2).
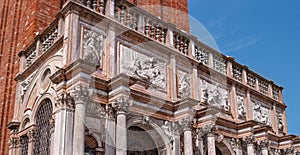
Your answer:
128;0;190;32
0;0;61;154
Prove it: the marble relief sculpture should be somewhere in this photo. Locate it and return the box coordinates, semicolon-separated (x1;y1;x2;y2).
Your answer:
82;28;104;65
120;45;166;88
201;80;230;112
178;70;191;97
252;99;270;125
237;94;246;119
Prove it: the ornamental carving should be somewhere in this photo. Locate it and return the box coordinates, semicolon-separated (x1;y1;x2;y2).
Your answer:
198;124;217;137
230;138;242;152
277;112;284;131
120;45;166;89
8;137;19;147
82;28;104;65
70;85;92;103
86;102;106;117
236;93;246;119
55;92;75;109
161;121;180;140
178;116;193;131
257;140;270;150
201;80;230;112
112;96;133;114
271;148;283;155
178;70;191;97
243;136;255;145
252;99;270;125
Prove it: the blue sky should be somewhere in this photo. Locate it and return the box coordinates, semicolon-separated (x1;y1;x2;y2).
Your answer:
188;0;300;134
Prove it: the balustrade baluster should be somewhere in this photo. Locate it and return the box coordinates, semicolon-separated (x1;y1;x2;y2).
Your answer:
161;29;165;43
180;37;184;53
87;0;92;8
131;13;137;30
150;21;155;38
184;41;188;54
126;9;131;27
99;0;105;14
120;6;125;24
114;4;119;19
144;18;150;36
155;24;160;41
92;0;97;10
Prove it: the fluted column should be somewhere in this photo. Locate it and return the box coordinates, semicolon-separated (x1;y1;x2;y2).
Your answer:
231;138;243;155
112;97;133;155
179;117;194;155
71;85;91;155
53;92;75;155
243;136;255;155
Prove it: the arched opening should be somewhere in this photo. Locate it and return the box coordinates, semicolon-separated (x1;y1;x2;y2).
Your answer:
33;99;53;155
127;126;159;155
85;135;102;155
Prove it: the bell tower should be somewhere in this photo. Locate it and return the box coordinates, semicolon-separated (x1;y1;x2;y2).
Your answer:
128;0;190;33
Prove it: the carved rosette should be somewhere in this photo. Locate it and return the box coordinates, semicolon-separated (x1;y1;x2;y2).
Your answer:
55;92;75;110
178;116;193;132
70;85;91;104
243;136;255;145
112;96;133;114
230;138;242;152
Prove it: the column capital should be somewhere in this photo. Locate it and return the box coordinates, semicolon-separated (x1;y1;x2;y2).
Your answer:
230;138;242;152
112;96;133;114
55;92;75;109
200;124;217;137
8;136;20;148
179;116;194;132
243;135;255;145
258;140;270;150
27;129;37;142
70;84;92;104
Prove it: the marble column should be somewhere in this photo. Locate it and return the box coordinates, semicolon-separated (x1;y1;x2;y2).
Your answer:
207;132;216;155
231;138;243;155
53;92;75;155
71;85;91;155
243;136;255;155
8;137;19;155
259;140;269;155
180;117;193;155
112;97;133;155
105;105;116;155
27;130;36;155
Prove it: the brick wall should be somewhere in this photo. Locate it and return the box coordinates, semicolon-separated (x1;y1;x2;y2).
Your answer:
0;0;60;154
128;0;190;32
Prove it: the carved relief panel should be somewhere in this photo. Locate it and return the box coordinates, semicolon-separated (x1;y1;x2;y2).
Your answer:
80;26;105;68
276;111;284;132
120;45;166;89
201;79;230;112
236;92;246;119
251;98;270;125
177;70;191;98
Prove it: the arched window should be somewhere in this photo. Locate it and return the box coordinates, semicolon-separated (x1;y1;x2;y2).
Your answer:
34;99;53;155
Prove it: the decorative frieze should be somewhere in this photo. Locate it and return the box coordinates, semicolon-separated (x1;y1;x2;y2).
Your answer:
120;45;166;89
252;99;270;125
81;27;105;66
177;70;191;97
236;93;246;119
201;80;230;112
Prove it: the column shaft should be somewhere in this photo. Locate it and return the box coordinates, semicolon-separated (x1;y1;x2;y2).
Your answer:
247;144;254;155
207;135;216;155
73;102;87;155
105;118;116;155
262;149;268;155
116;114;127;155
184;130;193;155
